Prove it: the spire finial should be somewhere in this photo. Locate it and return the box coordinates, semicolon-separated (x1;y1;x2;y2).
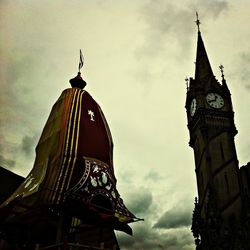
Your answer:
219;64;225;80
69;49;87;89
195;12;201;32
78;49;84;73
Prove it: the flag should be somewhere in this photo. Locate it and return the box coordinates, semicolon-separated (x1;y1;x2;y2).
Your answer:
78;49;84;72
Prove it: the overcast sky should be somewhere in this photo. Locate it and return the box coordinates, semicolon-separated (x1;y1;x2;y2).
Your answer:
1;0;250;249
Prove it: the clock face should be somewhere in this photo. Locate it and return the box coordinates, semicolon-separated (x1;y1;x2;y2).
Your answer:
206;93;224;109
190;98;197;117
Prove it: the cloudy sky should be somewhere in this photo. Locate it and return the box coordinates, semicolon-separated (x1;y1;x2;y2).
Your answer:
1;0;250;249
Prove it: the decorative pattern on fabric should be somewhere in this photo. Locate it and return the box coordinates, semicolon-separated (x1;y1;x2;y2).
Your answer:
65;157;136;223
0;159;49;207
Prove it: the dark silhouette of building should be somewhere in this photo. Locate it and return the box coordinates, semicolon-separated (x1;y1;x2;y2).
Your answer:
185;18;250;249
0;167;24;206
0;73;139;249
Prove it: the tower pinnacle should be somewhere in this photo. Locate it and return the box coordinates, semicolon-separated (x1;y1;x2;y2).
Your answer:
219;64;230;92
219;64;225;80
185;77;189;90
195;12;201;32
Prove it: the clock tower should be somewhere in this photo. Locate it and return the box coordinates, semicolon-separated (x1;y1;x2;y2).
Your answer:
185;16;245;248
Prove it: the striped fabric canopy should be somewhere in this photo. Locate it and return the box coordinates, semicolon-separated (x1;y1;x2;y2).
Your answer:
1;88;138;228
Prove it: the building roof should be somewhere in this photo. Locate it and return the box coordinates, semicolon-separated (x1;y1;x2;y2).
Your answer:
0;166;24;205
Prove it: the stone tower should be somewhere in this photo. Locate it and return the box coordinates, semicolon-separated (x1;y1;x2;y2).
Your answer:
185;18;247;249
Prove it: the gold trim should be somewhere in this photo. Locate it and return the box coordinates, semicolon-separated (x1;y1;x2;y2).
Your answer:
48;89;74;202
83;156;110;169
57;89;81;202
66;90;84;190
52;89;78;202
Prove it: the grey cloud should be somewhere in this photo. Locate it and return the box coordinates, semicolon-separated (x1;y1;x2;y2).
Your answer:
0;154;16;169
154;204;192;229
117;233;134;249
1;52;48;137
144;169;163;181
136;0;229;60
0;32;57;175
133;0;229;90
21;134;38;157
118;221;194;250
119;169;133;184
239;52;250;90
0;132;37;172
0;136;17;170
196;0;229;18
126;188;153;215
136;1;193;60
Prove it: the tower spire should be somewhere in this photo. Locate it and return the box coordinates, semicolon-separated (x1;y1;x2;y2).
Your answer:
194;14;214;82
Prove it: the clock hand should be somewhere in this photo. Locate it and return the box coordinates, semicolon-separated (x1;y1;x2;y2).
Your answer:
208;95;216;103
208;99;215;104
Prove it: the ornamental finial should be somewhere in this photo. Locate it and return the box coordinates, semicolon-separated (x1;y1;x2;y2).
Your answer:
69;50;87;89
78;49;84;73
195;12;201;32
219;64;225;80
